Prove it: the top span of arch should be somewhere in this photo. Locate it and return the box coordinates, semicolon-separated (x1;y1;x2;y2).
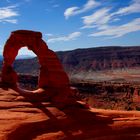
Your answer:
11;30;42;38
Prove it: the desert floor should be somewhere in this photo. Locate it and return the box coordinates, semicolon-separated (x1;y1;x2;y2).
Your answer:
0;88;140;140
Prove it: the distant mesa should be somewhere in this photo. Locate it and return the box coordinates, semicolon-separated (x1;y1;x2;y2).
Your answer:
56;46;140;72
16;55;35;59
0;55;34;60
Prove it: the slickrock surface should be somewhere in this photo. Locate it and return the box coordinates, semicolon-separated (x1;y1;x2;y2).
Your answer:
0;88;140;140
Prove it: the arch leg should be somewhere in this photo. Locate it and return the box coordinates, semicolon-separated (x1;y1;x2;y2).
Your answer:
2;36;19;88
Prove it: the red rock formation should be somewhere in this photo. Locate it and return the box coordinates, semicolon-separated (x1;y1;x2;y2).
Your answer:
1;30;73;104
0;87;140;140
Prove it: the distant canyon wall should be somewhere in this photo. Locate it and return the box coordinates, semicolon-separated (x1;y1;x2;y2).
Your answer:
57;46;140;73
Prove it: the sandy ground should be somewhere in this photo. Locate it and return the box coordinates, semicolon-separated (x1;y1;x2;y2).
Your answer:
0;88;140;140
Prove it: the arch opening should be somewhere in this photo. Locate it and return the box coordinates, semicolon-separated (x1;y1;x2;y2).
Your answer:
14;46;39;90
16;46;37;59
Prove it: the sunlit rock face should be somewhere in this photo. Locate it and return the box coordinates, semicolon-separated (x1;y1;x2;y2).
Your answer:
1;30;72;103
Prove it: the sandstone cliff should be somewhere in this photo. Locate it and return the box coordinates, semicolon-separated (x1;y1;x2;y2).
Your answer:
57;46;140;72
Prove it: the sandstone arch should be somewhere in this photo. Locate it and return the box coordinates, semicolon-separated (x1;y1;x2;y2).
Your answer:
1;30;72;103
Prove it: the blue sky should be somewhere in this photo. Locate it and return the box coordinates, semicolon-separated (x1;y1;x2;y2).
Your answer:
0;0;140;56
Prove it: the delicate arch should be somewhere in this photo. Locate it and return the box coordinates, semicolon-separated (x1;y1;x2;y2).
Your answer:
2;30;71;101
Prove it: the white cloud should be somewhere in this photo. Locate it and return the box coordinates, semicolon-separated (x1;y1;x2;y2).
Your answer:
45;33;54;37
64;0;100;19
47;32;81;43
64;7;79;19
0;6;18;19
89;18;140;38
0;5;18;23
81;0;140;38
81;0;140;30
81;8;111;29
0;19;17;23
115;0;140;16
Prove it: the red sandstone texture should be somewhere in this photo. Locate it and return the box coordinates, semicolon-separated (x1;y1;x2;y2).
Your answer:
0;88;140;140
